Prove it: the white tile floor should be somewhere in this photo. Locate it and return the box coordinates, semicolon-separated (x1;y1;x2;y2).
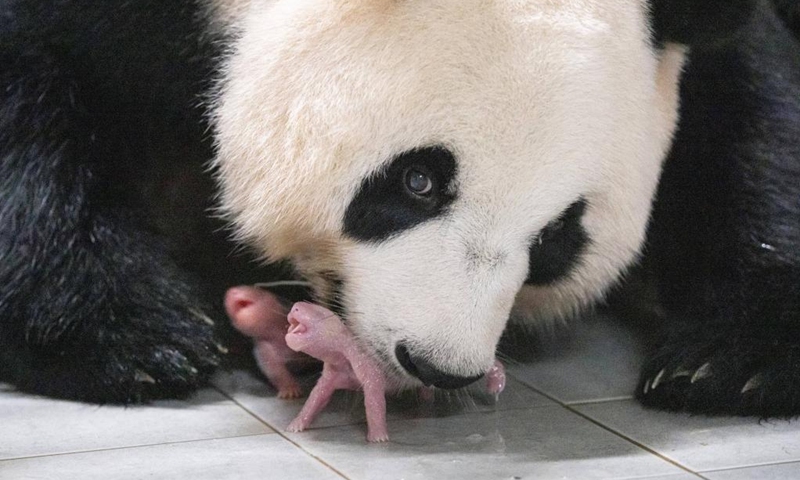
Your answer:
2;315;800;480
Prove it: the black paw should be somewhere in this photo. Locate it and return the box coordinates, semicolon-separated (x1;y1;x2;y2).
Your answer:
92;300;224;404
6;284;225;405
637;330;800;417
75;260;227;404
0;219;225;404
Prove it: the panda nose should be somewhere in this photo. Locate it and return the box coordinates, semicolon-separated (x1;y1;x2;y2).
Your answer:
395;343;484;389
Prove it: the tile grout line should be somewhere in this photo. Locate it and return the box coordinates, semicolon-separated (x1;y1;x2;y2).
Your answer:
562;409;710;480
213;372;715;479
211;374;557;432
565;396;635;406
0;432;273;464
699;458;800;475
505;374;709;479
212;385;352;480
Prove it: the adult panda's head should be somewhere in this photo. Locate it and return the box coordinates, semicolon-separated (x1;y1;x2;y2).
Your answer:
212;0;686;389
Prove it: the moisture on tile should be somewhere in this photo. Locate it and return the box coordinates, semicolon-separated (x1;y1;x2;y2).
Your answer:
212;367;553;434
284;405;686;480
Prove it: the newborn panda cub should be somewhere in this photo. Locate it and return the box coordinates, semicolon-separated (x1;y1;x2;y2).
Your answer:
225;286;506;442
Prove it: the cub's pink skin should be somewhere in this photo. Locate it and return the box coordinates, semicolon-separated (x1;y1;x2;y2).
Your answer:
226;288;506;442
224;286;304;399
284;302;389;443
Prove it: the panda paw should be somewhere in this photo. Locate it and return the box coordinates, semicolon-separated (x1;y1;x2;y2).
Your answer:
12;273;225;404
637;329;800;417
98;305;224;404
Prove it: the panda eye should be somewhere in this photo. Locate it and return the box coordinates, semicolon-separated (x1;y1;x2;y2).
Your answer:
404;168;433;196
344;146;458;242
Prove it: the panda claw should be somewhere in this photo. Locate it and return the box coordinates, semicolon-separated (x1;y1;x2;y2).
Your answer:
651;368;666;390
671;367;692;379
189;308;216;326
690;363;712;384
741;373;764;394
134;370;157;384
643;378;651;395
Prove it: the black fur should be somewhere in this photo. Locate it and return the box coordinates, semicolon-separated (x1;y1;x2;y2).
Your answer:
525;199;589;286
648;0;757;46
343;146;458;243
773;0;800;35
2;0;799;419
0;0;265;403
639;0;800;415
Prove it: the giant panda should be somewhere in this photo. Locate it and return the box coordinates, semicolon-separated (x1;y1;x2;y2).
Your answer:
0;0;798;416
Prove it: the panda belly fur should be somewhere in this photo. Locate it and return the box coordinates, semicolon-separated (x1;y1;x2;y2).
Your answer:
0;0;798;417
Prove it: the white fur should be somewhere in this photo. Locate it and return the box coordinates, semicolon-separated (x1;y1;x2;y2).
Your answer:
201;0;259;37
212;0;685;384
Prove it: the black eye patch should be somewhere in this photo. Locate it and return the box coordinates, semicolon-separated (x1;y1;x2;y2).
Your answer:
343;146;458;243
525;198;590;285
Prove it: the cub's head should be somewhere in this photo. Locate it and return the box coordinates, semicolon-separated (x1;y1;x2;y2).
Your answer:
212;0;685;389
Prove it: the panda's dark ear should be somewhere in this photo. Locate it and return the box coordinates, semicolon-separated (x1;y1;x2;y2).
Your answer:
649;0;757;47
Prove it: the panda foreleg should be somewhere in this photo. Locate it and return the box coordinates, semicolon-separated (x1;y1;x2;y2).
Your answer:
0;48;220;404
636;3;800;416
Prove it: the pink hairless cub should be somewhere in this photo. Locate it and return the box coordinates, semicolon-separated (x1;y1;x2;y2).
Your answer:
225;285;508;443
224;286;304;399
284;302;389;442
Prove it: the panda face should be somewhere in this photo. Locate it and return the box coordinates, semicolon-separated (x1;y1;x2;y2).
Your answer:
213;0;685;387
